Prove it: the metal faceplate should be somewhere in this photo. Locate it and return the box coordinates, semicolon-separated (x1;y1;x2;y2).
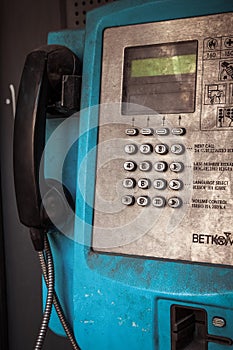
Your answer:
92;13;233;265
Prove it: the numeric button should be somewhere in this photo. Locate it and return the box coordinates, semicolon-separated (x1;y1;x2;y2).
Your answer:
123;178;136;189
138;178;151;189
152;196;166;208
139;161;152;172
153;179;167;190
137;196;150;207
155;144;168;155
140;144;153;154
122;195;135;206
123;161;137;172
124;144;138;154
154;161;168;172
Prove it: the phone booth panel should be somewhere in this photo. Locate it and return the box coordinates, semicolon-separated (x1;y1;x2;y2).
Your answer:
14;1;233;349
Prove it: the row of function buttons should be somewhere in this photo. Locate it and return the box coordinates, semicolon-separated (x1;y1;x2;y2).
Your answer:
124;161;184;173
125;127;186;136
125;143;185;155
122;195;182;208
123;178;183;190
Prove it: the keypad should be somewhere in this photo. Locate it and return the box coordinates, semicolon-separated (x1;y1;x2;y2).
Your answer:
123;125;187;209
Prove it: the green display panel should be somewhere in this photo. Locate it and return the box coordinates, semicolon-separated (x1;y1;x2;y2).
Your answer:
122;40;198;114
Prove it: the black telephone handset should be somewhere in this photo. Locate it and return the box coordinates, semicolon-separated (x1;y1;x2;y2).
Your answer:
14;45;81;250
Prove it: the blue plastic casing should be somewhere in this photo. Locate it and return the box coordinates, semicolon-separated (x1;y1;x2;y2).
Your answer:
46;1;233;349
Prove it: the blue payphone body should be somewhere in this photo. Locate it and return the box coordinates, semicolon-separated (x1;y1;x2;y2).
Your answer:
15;0;233;349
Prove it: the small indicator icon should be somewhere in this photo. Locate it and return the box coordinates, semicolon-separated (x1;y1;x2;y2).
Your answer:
207;38;218;50
225;37;233;48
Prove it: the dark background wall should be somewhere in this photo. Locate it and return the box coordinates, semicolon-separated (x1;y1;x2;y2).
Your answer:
0;1;117;349
0;1;71;349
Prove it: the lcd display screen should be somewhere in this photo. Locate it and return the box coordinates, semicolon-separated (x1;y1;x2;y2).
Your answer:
122;41;198;115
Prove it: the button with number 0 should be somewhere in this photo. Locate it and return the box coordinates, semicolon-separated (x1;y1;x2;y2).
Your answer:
152;196;166;208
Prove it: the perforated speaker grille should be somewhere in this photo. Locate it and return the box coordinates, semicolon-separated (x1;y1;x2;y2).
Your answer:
65;0;118;28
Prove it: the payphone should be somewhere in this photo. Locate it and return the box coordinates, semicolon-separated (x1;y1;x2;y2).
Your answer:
14;0;233;349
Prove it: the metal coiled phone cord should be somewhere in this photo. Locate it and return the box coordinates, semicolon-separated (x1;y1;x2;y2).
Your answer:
37;235;80;350
35;236;54;350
